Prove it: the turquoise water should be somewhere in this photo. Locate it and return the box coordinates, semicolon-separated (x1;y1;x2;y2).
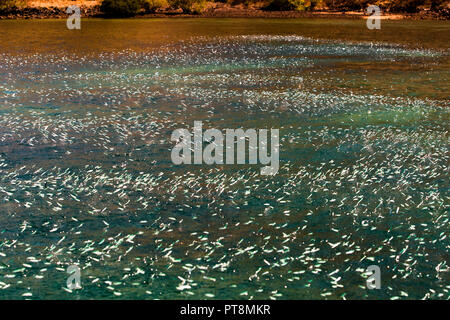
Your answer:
0;18;448;299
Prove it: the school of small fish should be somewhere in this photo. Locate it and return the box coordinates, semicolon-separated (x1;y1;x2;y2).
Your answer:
0;34;448;299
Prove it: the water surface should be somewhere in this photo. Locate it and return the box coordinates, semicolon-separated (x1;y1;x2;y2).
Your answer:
0;18;449;299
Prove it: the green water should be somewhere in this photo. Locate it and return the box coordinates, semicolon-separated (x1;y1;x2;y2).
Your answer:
0;18;448;300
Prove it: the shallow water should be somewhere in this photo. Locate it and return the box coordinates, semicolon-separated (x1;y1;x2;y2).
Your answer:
0;18;449;299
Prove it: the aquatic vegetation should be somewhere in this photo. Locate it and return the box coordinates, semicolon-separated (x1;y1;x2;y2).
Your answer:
0;32;448;300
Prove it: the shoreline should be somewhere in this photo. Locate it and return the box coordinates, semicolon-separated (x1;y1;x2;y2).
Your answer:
0;4;449;20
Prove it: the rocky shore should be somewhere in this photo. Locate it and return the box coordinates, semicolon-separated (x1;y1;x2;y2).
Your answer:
0;6;99;19
0;3;448;20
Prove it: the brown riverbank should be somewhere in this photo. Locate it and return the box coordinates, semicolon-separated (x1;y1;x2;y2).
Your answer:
0;2;449;20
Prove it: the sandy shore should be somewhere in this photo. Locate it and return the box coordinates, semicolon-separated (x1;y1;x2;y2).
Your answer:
0;1;448;20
